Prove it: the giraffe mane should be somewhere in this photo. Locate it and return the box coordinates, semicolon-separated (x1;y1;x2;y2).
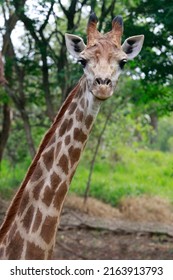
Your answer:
0;78;84;242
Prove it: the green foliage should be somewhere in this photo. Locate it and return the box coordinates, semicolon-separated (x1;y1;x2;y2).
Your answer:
150;115;173;152
0;158;30;198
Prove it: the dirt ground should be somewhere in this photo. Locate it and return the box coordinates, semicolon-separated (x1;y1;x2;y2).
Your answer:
56;228;173;260
1;195;173;259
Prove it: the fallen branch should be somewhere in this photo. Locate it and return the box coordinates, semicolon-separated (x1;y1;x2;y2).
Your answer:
60;210;173;238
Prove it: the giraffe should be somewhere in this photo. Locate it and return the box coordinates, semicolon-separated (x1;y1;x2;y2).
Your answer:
0;13;144;259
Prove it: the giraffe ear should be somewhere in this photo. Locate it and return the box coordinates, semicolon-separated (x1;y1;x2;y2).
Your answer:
122;35;144;60
65;33;86;59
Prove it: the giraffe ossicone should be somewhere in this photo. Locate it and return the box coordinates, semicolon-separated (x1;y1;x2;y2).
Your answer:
0;13;144;259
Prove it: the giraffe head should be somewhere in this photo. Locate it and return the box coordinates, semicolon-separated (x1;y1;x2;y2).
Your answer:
65;12;144;100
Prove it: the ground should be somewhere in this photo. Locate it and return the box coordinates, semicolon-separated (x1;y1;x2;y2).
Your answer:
56;229;173;260
1;195;173;259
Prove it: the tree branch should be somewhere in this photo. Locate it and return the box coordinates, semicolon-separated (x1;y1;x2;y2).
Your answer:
39;0;54;33
98;0;117;31
58;0;68;17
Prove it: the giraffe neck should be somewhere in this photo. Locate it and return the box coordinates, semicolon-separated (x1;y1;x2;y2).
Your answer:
0;76;102;259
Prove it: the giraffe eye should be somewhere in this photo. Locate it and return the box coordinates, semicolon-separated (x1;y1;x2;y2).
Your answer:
119;59;127;69
78;58;87;68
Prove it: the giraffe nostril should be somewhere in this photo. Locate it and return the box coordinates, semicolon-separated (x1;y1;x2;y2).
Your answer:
95;78;101;85
105;78;112;86
95;78;112;86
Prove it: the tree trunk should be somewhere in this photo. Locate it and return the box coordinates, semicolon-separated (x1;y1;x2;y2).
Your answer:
84;112;111;204
41;53;55;120
12;0;55;121
149;112;158;144
0;103;11;162
150;112;158;131
5;84;36;159
0;9;18;162
20;109;36;159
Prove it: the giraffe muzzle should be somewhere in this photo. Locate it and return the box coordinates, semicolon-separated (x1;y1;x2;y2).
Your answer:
92;77;113;100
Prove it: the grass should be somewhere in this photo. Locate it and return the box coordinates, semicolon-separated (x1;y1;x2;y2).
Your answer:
70;146;173;205
0;158;30;198
0;146;173;205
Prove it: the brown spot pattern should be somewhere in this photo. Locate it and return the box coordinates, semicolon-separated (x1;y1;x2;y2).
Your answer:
6;231;24;259
22;205;35;232
42;185;54;207
25;241;44;260
80;98;85;108
30;162;43;182
73;127;87;143
32;179;44;200
0;247;4;258
32;208;42;232
50;172;61;191
76;108;84;122
85;115;93;129
43;147;54;171
58;154;69;174
59;119;68;137
47;134;56;147
53;182;68;210
7;222;17;243
68;102;77;115
48;248;53;259
65;135;71;145
41;216;57;244
55;141;62;158
18;191;30;216
67;118;73;131
68;146;81;167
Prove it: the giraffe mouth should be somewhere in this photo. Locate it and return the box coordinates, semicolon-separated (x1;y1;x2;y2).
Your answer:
91;85;113;100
